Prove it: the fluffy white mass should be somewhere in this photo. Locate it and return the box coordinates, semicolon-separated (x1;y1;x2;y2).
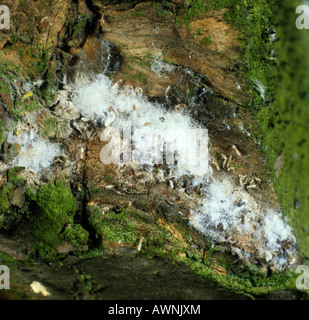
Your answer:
190;178;297;269
72;75;209;178
7;129;61;172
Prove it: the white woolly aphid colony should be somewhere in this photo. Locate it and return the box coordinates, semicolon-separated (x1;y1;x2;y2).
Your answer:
72;75;298;270
7;129;61;173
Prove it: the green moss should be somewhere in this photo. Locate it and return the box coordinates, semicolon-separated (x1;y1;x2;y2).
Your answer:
18;43;51;77
73;268;102;297
72;19;87;39
0;183;15;230
152;1;173;17
33;242;62;262
0;214;4;229
0;62;21;111
41;116;59;138
250;0;309;259
0;78;10;96
36;182;77;222
25;187;38;202
13;94;43;119
60;224;89;248
39;67;57;105
0;183;15;214
0;61;21;81
40;116;68;139
175;0;227;27
88;207;139;244
200;36;213;46
74;247;104;259
64;12;91;50
27;182;89;261
7;167;26;184
0;251;17;263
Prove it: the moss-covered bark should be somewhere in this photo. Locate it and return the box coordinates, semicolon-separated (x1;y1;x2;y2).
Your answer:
252;1;309;260
0;0;308;299
26;182;88;261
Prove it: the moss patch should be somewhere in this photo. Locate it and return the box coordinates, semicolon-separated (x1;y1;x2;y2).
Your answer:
254;0;309;259
0;183;15;214
7;167;26;184
88;206;145;245
0;252;17;264
0;183;16;230
26;182;89;262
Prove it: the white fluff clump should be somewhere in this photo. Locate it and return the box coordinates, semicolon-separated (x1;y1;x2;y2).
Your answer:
190;179;257;241
261;209;296;267
7;130;61;172
72;75;209;178
190;178;297;269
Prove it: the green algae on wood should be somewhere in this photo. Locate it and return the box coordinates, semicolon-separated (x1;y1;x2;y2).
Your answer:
26;182;89;261
87;206;143;245
0;183;15;214
7;167;26;184
251;0;309;259
0;183;15;230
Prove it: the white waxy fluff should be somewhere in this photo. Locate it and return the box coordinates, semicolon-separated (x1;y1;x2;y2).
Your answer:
72;75;209;178
7;129;61;172
190;178;297;269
